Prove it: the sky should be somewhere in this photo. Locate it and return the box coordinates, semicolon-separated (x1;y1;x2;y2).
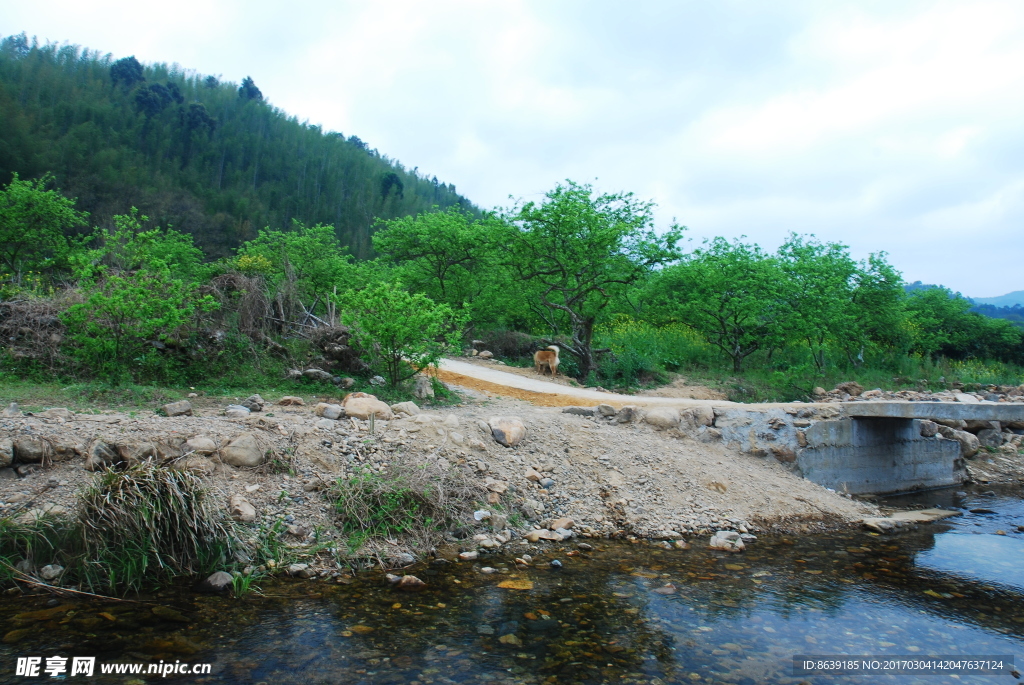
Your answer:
5;0;1024;297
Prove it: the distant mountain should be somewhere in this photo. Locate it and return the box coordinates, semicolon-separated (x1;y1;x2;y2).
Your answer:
971;290;1024;307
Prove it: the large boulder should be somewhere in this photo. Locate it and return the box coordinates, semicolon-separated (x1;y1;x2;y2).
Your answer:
976;428;1004;449
0;439;12;468
489;417;526;447
185;436;218;455
951;430;980;458
342;392;393;420
644;407;680;430
391;401;421;416
84;440;119;471
709;530;745;553
304;368;333;382
314;402;344;420
835;381;863;397
220;433;265;467
162;400;193;417
14;437;53;464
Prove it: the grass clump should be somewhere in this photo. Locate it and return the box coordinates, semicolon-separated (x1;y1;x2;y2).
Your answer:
77;464;245;592
330;457;483;562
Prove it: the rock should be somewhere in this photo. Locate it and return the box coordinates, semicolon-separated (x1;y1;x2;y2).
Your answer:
499;634;521;646
835;381;863;397
287;563;314;578
861;389;883;399
478;350;493;359
0;439;12;469
185;436;218;455
951;429;980;458
314;403;344;420
935;419;967;429
277;396;305;406
698;427;723;442
413;375;435;399
39;407;74;420
304;368;333;382
458;551;479;561
489;417;527;447
549;517;574;530
220;433;265;467
562;406;596;416
550;559;563;569
976;428;1004;449
485;479;507;493
596;404;616;417
13;437;52;464
491;513;508;531
442;414;460;428
173;456;215;475
229;494;256;522
315;418;335;429
673;540;690;550
342;392;394;420
524;468;542;482
84;440;119;471
919;420;938;438
196;571;234;593
162;400;193;417
391;401;421;416
644;407;680;430
652;583;677;595
812;387;827;397
39;564;63;581
616;405;641;423
539;477;555;490
965;419;999;431
709;531;745;553
1;402;21;417
954;393;980;404
392;552;415;566
224;404;251;418
15;464;40;478
524;529;562;542
241;394;265;412
680;406;715;431
394;575;427;591
474;509;492;521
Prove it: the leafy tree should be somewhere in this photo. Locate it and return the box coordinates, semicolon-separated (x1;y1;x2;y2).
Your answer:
236;221;354;309
238;76;263;101
110;55;144;89
337;281;466;387
906;288;1023;363
844;253;908;363
503;181;684;379
0;173;88;280
647;238;788;372
75;208;204;282
134;83;173;118
777;235;859;370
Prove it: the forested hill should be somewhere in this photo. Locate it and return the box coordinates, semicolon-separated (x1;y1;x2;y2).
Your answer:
0;33;474;258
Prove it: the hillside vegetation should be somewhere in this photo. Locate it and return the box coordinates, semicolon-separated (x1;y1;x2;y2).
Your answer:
0;33;471;259
0;34;1021;403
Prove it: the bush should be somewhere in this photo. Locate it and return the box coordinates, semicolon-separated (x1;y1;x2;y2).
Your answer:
78;464;243;592
330;457;483;561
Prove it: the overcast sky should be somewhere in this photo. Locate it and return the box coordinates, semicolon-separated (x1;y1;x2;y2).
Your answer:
6;0;1024;296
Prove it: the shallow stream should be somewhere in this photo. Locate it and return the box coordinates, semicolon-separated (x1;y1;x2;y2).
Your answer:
2;485;1023;684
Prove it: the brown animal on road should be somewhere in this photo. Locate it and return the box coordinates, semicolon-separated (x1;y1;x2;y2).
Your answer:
533;345;560;377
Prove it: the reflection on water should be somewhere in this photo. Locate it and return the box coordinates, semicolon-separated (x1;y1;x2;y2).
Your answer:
2;486;1023;685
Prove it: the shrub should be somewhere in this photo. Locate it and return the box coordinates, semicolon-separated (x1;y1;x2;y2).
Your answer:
330;457;483;561
78;464;243;592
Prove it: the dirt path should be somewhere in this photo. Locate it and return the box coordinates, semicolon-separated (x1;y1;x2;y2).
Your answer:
437;358;736;408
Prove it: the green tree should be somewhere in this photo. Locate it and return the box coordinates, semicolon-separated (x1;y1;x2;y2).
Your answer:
647;238;788;372
236;221;354;312
777;235;858;371
337;281;466;387
906;287;1023;363
503;181;684;379
76;208;204;282
238;76;262;101
0;173;88;281
110;55;144;89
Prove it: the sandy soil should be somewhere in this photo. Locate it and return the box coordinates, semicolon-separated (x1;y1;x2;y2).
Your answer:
0;387;877;564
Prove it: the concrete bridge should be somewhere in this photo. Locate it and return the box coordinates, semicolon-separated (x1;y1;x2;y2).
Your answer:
712;401;1024;495
438;359;1024;496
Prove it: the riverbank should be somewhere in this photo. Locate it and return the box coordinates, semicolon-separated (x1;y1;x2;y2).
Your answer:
0;383;883;586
